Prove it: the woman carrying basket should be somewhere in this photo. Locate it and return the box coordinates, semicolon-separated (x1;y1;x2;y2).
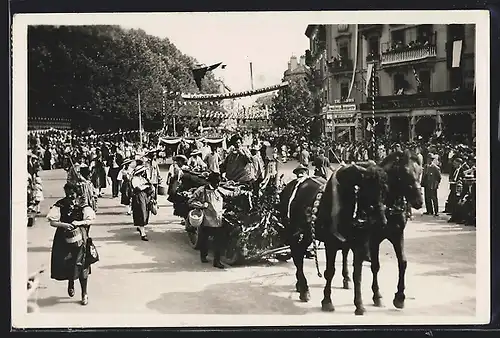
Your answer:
46;182;96;306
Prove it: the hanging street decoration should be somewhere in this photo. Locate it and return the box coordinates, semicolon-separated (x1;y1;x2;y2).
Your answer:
181;82;289;101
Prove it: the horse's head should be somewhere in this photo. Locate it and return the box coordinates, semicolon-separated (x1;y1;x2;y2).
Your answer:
337;162;388;226
380;150;424;210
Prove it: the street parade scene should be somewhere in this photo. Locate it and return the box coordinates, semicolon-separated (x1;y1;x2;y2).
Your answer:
22;18;479;324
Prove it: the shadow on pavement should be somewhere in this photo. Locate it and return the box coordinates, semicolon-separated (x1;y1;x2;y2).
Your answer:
28;246;52;253
36;296;81;309
97;227;229;273
400;232;475;268
146;281;315;315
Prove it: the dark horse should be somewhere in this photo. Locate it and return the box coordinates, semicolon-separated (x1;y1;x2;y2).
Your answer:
339;151;423;309
280;162;389;315
369;150;423;309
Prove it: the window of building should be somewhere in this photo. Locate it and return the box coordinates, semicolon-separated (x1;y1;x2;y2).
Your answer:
419;70;431;93
448;24;465;41
391;29;406;46
450;68;463;90
368;36;380;55
417;25;433;44
394;73;406;94
338;41;349;60
340;83;349;101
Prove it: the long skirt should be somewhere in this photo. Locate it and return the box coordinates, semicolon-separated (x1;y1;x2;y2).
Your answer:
120;180;132;206
50;227;91;281
92;167;107;189
132;190;150;226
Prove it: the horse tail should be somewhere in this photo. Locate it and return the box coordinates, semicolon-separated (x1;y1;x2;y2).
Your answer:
309;189;324;278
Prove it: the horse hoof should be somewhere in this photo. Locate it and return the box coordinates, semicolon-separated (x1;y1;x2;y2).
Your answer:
299;291;310;302
343;280;350;290
354;307;366;316
393;298;405;309
321;301;335;312
373;298;383;307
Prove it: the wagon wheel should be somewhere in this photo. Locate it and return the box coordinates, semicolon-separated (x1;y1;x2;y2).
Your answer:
222;235;243;266
275;252;292;262
186;224;200;250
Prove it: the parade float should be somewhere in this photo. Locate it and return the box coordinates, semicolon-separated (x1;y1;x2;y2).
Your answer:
171;170;290;265
163;82;293;265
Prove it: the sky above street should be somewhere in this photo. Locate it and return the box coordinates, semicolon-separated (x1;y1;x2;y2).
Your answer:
120;13;311;105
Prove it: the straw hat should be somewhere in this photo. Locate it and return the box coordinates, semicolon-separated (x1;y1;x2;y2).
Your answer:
121;158;134;167
293;165;309;176
173;155;188;163
133;165;147;176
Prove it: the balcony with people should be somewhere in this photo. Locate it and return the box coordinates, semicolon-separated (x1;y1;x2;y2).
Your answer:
381;29;437;66
326;56;353;73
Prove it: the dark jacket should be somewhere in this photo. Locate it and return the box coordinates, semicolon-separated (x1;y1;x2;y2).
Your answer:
422;164;441;190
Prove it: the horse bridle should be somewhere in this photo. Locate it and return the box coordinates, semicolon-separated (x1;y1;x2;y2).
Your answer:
384;164;409;218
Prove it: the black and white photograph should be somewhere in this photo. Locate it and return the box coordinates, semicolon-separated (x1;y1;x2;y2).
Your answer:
12;11;490;328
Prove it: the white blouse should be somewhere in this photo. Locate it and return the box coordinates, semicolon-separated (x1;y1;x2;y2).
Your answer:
46;205;96;223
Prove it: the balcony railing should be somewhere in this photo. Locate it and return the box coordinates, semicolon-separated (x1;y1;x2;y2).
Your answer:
381;32;438;66
327;58;353;73
359;90;475;111
381;45;437;65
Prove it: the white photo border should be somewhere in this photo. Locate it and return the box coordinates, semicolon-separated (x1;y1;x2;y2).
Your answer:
11;10;491;328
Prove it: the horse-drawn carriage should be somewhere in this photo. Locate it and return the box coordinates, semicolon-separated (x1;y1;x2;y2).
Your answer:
169;169;291;265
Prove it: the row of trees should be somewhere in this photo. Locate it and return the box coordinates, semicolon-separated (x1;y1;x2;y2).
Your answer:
28;25;223;132
29;25;324;139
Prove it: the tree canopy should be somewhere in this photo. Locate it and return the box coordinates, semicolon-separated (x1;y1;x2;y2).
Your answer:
270;78;322;143
28;25;223;132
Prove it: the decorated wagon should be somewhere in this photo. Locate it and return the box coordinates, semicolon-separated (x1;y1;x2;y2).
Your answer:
170;169;291;265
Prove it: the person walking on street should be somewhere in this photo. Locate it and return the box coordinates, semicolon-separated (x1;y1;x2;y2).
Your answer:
188;172;248;269
313;148;331;179
421;154;442;216
298;143;310;168
130;165;154;241
46;182;96;306
107;151;122;198
146;150;162;202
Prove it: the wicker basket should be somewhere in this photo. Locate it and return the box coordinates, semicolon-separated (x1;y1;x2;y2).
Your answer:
65;228;83;247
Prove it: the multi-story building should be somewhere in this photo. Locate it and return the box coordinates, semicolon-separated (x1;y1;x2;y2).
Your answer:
283;55;311;82
305;24;476;143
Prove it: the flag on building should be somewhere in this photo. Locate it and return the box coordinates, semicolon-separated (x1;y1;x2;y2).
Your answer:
365;63;374;96
412;67;422;92
452;40;463;68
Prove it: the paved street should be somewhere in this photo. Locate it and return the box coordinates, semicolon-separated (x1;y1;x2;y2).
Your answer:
27;161;476;321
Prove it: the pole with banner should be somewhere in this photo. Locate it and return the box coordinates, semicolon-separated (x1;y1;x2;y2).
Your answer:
370;64;376;160
138;91;143;149
173;95;177;137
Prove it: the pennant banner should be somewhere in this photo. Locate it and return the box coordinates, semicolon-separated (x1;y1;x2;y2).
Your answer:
181;82;289;101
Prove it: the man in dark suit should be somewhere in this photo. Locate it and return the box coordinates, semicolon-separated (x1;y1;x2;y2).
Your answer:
421;154;442;216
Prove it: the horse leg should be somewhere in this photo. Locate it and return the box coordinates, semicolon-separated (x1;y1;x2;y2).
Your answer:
390;233;407;309
341;247;351;289
352;249;366;315
291;242;310;302
321;243;337;312
370;238;383;307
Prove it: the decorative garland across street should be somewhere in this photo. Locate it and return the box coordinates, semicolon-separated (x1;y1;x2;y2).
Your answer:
181;82;289;101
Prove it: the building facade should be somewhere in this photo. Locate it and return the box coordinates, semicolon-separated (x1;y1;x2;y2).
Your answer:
283;55;311;82
305;24;476;143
